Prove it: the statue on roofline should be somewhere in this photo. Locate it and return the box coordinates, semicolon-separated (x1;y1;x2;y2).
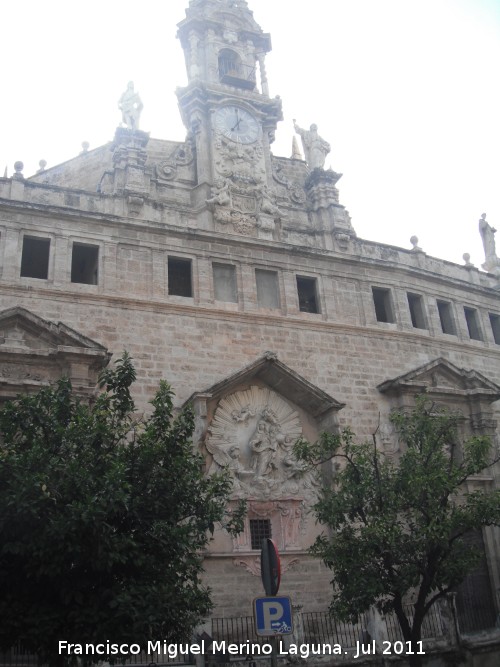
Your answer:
479;213;500;274
293;119;330;169
118;81;143;131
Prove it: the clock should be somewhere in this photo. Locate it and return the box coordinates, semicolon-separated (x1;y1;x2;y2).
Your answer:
214;105;259;144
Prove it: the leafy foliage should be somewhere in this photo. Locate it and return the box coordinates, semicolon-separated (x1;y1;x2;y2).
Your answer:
0;353;243;665
294;397;500;651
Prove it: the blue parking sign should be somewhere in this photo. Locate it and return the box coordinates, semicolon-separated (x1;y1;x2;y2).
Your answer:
253;596;293;636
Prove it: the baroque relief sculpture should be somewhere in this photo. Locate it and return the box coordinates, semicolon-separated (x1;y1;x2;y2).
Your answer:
272;162;306;206
206;386;317;499
208;119;283;237
214;135;265;184
156;141;195;181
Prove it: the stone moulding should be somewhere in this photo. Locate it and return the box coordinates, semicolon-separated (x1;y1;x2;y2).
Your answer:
0;307;110;399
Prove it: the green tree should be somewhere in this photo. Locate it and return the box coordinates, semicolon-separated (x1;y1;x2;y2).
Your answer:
0;353;242;666
295;397;500;667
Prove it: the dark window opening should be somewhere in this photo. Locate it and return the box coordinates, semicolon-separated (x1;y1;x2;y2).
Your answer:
213;263;237;303
249;518;272;550
407;292;427;329
437;300;456;335
297;276;320;313
20;236;50;279
218;48;256;90
168;257;192;297
71;243;99;285
455;530;497;633
218;49;240;77
489;313;500;344
256;269;280;309
464;307;483;341
372;287;394;323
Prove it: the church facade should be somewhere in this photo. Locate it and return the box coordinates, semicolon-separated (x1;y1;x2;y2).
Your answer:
0;0;499;632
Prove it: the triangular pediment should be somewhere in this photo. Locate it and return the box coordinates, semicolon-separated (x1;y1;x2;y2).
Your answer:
378;358;500;402
189;353;343;506
0;307;110;398
188;351;344;418
0;307;109;354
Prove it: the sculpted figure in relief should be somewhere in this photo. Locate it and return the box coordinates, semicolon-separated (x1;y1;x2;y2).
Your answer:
250;407;283;477
207;178;232;207
259;187;284;219
205;386;317;500
118;82;143;130
293;119;330;169
214;136;265;184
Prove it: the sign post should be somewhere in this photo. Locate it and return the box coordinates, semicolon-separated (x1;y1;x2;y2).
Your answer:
254;539;292;667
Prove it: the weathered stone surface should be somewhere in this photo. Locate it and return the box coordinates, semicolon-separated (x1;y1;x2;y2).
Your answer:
0;0;499;627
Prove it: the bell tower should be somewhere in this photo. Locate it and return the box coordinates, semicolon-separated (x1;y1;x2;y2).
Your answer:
176;0;283;239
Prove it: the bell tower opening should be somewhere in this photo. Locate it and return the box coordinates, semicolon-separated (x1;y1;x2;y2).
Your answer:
218;48;256;90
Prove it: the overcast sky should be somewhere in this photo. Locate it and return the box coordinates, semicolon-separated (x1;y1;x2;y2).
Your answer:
2;0;499;267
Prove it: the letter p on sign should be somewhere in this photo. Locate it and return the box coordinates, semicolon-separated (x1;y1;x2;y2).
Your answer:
253;596;293;636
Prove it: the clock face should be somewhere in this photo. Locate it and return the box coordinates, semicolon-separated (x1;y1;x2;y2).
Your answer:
214;105;259;144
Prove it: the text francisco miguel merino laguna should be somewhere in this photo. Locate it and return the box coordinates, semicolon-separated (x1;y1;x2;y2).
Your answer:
58;639;425;660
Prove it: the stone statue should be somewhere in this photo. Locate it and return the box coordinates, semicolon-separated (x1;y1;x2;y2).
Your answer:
479;213;498;267
118;82;143;130
293;119;330;169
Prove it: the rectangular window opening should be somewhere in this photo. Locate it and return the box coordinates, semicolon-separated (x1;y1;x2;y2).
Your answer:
20;236;50;279
256;269;280;309
71;243;99;285
213;263;237;303
464;307;483;341
437;300;456;335
489;313;500;345
297;276;320;313
372;287;394;323
168;257;192;297
407;292;427;329
249;518;272;550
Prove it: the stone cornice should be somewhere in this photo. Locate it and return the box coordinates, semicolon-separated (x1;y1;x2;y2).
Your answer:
1;285;499;363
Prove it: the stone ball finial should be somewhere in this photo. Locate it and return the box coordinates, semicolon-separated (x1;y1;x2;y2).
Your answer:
81;141;90;153
13;161;24;180
463;253;474;267
410;235;422;251
37;160;47;174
